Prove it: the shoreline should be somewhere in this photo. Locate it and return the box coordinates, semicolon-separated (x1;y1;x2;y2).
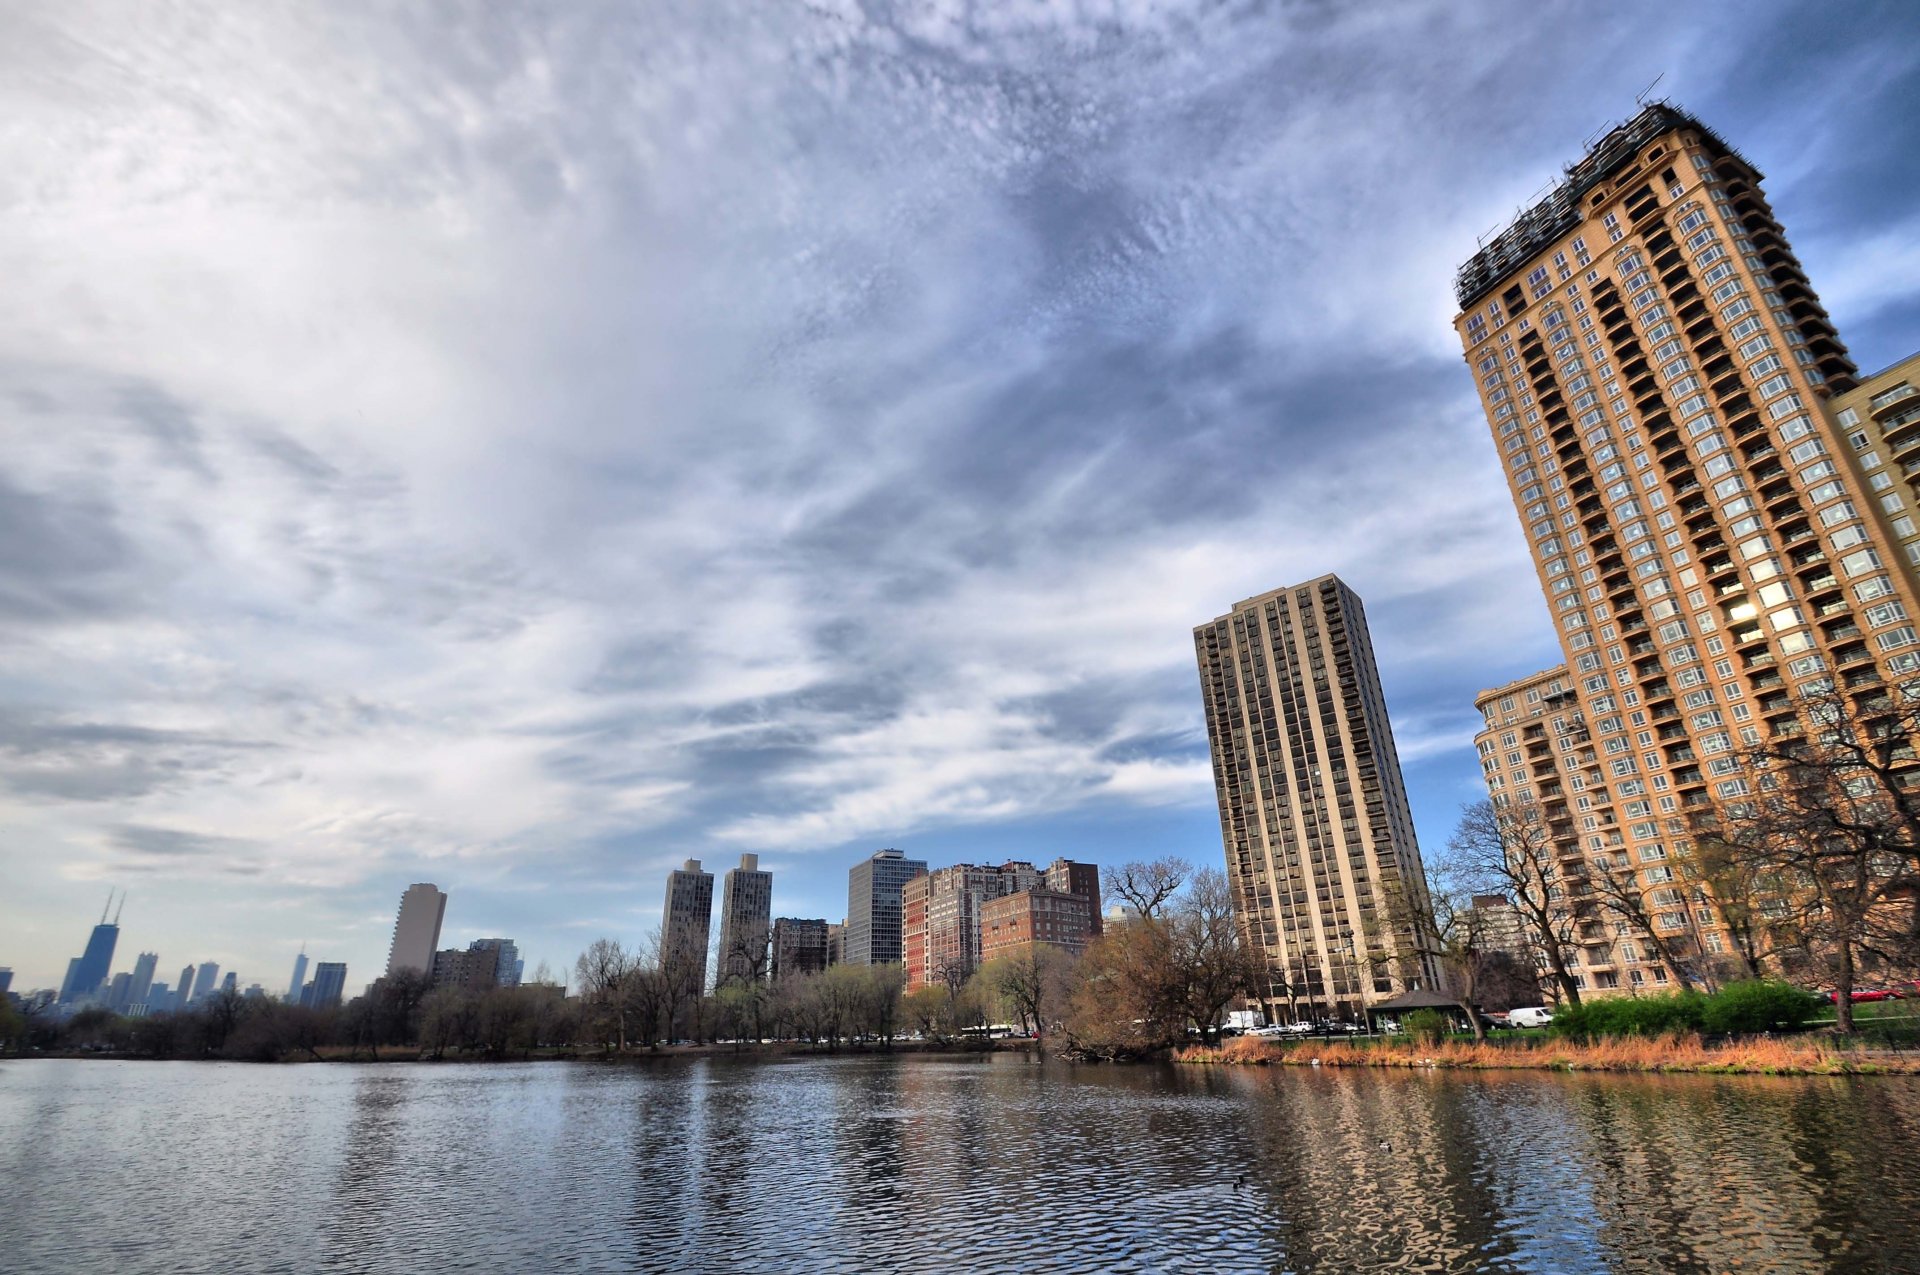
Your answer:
3;1038;1042;1065
1176;1034;1920;1077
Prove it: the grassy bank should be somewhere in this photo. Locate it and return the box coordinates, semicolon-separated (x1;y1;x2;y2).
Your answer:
1176;1032;1920;1076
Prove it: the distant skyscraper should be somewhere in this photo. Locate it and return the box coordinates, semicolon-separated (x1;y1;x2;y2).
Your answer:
308;963;347;1009
845;848;927;966
193;962;220;1005
771;918;830;980
129;952;158;1009
220;972;237;996
1196;574;1442;1022
662;860;715;991
0;968;13;997
104;972;133;1012
175;964;196;1010
287;949;309;1002
385;884;448;978
58;892;122;1004
717;854;773;985
467;939;522;987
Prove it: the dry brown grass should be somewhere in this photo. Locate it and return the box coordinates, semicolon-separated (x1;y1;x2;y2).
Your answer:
1177;1032;1920;1076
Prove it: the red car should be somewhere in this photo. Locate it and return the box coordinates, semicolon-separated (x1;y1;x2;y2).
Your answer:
1822;988;1904;1003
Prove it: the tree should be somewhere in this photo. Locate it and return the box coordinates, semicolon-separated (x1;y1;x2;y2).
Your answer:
1166;868;1263;1042
1449;799;1583;1006
1586;852;1709;993
1382;849;1497;1040
983;944;1076;1038
1105;858;1189;920
575;938;636;1052
1696;686;1920;1032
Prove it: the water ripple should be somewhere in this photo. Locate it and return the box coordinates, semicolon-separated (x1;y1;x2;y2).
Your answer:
2;1056;1917;1273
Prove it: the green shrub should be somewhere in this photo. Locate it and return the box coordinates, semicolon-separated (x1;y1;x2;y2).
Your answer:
1700;980;1822;1035
1551;991;1706;1041
1404;1009;1447;1046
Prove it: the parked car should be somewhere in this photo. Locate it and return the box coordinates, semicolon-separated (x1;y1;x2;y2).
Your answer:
1823;988;1904;1003
1506;1006;1555;1029
1483;1010;1512;1028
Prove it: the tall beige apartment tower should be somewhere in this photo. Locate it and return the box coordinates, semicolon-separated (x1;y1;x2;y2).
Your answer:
716;853;773;985
385;883;447;978
663;859;715;991
1196;574;1441;1023
1457;104;1920;991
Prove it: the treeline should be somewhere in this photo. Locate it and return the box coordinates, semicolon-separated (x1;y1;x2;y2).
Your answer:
7;972;583;1063
3;859;1272;1064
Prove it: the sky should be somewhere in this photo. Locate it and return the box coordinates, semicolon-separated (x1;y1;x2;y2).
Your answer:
3;1;1919;994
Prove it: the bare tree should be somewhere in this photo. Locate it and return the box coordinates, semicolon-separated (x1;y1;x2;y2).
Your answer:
1696;686;1920;1031
574;938;636;1052
1449;799;1582;1006
1585;852;1708;993
1105;857;1191;920
1167;867;1263;1042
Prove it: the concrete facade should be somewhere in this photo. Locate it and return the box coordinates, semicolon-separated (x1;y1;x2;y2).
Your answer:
386;884;448;978
1196;574;1442;1022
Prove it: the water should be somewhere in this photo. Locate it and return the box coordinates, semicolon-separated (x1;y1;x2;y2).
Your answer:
3;1054;1918;1273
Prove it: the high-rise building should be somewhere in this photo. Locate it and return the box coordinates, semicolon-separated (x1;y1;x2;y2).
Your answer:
1196;574;1442;1022
1455;104;1920;990
308;962;347;1009
220;972;237;996
0;968;13;998
430;944;500;991
901;858;1100;991
385;884;448;978
175;964;196;1010
826;923;844;967
192;962;220;1005
662;859;715;991
979;887;1099;963
845;848;927;967
1826;352;1920;579
467;939;522;987
128;952;158;1009
287;949;309;1002
57;893;122;1004
771;918;831;980
717;854;773;985
104;972;133;1012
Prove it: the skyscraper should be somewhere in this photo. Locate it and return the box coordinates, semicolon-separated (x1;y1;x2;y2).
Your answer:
1456;104;1919;991
0;969;13;998
385;884;448;978
287;949;308;1002
175;964;196;1010
716;854;773;985
128;952;158;1009
662;859;715;991
845;848;927;967
57;893;122;1005
1196;574;1441;1022
308;962;347;1009
193;962;220;1004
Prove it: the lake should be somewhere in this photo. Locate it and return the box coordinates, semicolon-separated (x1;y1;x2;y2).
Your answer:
2;1053;1917;1272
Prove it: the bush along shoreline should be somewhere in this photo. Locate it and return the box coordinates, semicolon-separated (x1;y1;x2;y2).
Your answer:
1178;983;1920;1076
1176;1032;1920;1076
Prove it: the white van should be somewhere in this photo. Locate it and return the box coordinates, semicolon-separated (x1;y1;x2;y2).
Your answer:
1507;1006;1555;1029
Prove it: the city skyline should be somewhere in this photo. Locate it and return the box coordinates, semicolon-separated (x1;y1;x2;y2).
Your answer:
3;5;1919;991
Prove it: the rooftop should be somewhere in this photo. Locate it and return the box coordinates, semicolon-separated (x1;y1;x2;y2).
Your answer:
1453;102;1751;312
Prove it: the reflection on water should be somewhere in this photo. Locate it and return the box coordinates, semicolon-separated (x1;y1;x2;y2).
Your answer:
2;1054;1917;1273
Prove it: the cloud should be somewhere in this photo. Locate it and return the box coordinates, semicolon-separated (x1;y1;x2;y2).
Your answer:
0;0;1915;986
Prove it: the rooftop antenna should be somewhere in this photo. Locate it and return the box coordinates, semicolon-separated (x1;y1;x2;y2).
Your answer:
1635;72;1666;105
101;889;113;925
114;891;125;926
